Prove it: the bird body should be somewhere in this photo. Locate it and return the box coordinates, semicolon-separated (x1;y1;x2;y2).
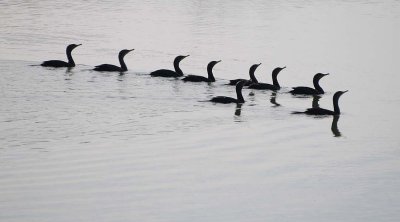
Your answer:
182;60;220;83
293;91;348;115
182;75;209;82
150;55;189;77
210;96;239;104
290;73;328;95
290;86;319;95
93;49;134;72
248;67;286;90
41;60;71;67
248;83;279;90
210;80;247;104
228;63;261;86
229;78;249;85
301;107;336;115
41;44;81;68
93;64;124;72
150;69;179;77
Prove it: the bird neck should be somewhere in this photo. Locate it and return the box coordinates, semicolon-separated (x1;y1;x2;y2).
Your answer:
236;85;245;103
333;95;341;115
249;68;258;83
66;49;75;66
272;72;280;88
119;55;127;71
174;60;183;76
207;65;215;82
313;78;324;93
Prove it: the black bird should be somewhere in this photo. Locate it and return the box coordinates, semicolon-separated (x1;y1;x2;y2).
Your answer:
290;73;329;95
228;63;261;86
248;66;286;90
41;44;81;67
150;55;189;77
93;49;134;72
210;80;247;104
293;90;348;115
182;60;221;82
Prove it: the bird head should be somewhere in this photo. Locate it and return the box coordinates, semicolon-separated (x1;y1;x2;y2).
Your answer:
119;49;134;57
314;73;329;80
67;44;82;51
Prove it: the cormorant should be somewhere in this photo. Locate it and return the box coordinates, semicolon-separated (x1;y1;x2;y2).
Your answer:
228;63;261;86
182;60;221;82
248;66;286;90
210;80;247;104
41;44;81;67
93;49;134;72
293;90;348;115
290;73;329;95
150;55;189;77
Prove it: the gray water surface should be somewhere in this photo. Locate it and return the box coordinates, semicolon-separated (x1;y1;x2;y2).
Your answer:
1;0;399;221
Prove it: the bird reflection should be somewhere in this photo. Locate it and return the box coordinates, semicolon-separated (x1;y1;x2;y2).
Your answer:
331;115;342;137
312;95;321;108
270;92;280;107
235;103;242;116
117;72;125;81
66;67;73;73
248;91;256;103
64;67;73;80
311;95;342;137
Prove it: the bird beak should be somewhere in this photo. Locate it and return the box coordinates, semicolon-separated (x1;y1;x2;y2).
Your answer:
184;55;190;58
129;49;135;51
282;66;287;69
216;60;222;63
77;44;82;46
324;73;330;76
343;90;348;93
257;63;262;66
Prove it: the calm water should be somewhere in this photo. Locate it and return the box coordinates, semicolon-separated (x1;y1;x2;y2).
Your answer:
1;0;400;221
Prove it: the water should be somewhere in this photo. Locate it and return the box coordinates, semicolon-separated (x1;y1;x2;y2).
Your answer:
1;0;400;221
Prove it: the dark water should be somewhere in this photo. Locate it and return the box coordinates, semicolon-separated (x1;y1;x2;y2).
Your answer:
0;0;399;221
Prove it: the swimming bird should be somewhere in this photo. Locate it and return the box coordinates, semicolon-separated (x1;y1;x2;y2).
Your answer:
228;63;261;86
182;60;220;82
248;66;286;90
150;55;189;77
41;44;81;67
93;49;134;72
290;73;329;95
210;80;247;104
293;90;348;115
